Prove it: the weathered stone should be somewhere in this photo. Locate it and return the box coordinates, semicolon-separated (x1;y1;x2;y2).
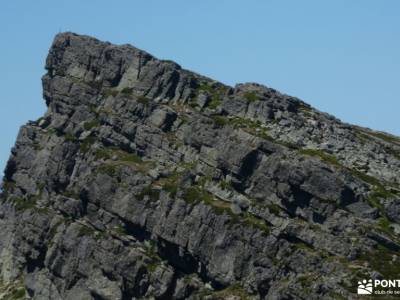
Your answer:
0;32;399;300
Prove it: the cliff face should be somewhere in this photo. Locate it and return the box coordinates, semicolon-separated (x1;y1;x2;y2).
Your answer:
0;32;400;300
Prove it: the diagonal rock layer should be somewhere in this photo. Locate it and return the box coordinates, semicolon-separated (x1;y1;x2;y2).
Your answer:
1;32;400;300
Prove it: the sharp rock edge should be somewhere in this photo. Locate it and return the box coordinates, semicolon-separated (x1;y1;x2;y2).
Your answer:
0;32;400;300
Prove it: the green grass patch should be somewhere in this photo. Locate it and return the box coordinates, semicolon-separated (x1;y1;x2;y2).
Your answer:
78;225;96;237
366;192;385;212
1;180;16;196
97;151;152;175
377;217;394;236
121;87;134;95
62;190;80;199
241;213;269;234
64;134;78;142
197;82;227;109
350;169;393;214
227;117;261;129
328;292;348;300
291;242;314;251
103;88;119;97
177;161;197;170
97;164;119;177
95;148;111;160
87;80;103;90
103;90;152;105
79;136;96;153
45;128;57;136
181;185;269;234
162;181;178;197
147;262;160;273
0;279;27;300
94;147;142;163
114;224;128;236
212;116;229;127
384;146;400;161
11;196;36;211
77;225;104;239
48;219;64;239
165;177;270;234
297;273;318;295
212;116;271;141
182;186;211;204
243;91;258;102
298;104;313;118
350;168;383;187
208;98;221;109
254;130;274;141
358;244;400;278
161;59;176;64
197;175;212;188
160;171;184;198
300;149;340;167
181;185;232;215
137;185;160;202
10;287;25;299
118;152;143;163
223;117;273;141
10;191;50;214
137;95;150;105
366;131;400;145
219;180;232;190
201;283;254;300
143;241;162;273
276;140;300;150
267;203;281;216
83;119;100;131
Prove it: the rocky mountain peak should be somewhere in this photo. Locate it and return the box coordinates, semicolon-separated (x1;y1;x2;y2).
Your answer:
0;32;399;299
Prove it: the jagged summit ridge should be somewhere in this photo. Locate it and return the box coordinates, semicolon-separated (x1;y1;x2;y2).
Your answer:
44;32;400;184
0;32;399;299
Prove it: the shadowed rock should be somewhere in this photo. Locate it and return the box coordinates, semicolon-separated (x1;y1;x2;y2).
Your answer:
0;32;400;300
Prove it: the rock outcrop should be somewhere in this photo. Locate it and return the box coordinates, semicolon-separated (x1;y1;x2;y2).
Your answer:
1;32;400;300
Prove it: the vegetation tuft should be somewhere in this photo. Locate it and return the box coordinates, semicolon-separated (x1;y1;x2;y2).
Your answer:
300;149;340;167
83;119;100;131
197;82;227;109
243;91;258;102
79;136;96;153
137;185;160;202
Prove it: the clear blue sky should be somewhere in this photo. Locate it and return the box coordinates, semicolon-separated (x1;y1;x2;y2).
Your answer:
1;1;399;174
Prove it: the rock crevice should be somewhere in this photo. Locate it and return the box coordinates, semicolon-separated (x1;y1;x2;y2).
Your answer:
1;32;400;300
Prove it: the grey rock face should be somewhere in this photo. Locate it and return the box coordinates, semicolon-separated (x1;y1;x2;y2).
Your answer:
0;32;400;300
